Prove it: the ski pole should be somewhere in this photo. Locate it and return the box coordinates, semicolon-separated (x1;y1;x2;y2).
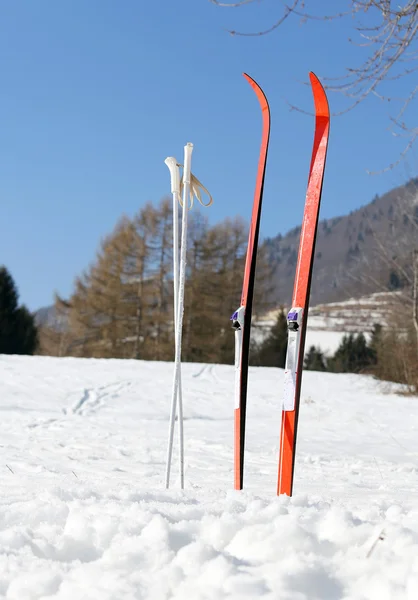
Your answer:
164;144;213;489
165;156;185;489
165;143;193;488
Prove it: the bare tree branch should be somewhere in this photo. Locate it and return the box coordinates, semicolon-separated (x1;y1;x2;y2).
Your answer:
211;0;418;168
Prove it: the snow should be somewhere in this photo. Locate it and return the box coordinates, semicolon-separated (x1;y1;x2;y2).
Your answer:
253;320;348;355
1;355;418;599
304;329;347;356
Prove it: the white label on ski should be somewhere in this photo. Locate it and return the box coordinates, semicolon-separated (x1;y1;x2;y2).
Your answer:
283;307;303;412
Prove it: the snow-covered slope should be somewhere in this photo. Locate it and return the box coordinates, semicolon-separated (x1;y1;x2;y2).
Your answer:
1;355;418;599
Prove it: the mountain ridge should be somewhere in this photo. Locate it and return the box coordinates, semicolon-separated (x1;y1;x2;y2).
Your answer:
263;177;418;306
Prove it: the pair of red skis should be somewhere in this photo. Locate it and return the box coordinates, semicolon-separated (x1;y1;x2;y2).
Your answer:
231;72;330;496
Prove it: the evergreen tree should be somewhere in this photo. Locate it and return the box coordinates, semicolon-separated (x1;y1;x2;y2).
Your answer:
0;266;38;354
0;266;19;353
252;307;288;367
15;306;39;355
304;345;327;371
328;332;374;373
352;333;371;371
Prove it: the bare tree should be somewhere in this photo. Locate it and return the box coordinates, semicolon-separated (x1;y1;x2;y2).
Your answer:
413;249;418;353
346;181;418;292
339;181;418;389
210;1;418;169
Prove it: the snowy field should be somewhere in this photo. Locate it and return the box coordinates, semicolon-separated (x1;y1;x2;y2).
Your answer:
1;355;418;599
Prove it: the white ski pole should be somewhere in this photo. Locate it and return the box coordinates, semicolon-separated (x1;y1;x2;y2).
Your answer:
165;142;193;488
164;156;185;489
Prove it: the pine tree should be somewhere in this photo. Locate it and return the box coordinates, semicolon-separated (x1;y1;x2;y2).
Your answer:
15;306;38;355
328;334;355;373
0;266;19;353
352;332;374;371
253;307;288;367
328;332;374;373
0;266;38;354
304;345;327;371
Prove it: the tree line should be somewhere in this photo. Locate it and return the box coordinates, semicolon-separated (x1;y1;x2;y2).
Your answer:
253;307;382;374
39;198;273;363
3;193;418;395
251;308;376;372
254;307;418;393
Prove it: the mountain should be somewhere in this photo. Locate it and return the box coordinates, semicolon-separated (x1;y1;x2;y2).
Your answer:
35;305;56;327
35;305;67;332
263;178;418;306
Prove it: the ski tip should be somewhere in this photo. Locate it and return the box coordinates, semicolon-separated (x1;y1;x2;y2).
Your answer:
243;72;258;90
309;72;330;119
242;73;270;115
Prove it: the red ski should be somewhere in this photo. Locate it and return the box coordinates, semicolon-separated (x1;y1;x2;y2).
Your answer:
277;72;330;496
231;73;270;490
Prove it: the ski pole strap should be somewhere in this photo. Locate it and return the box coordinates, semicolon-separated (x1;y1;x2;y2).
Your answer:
176;164;213;209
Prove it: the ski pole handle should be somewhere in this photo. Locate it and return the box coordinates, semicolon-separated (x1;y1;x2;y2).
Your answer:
165;157;181;195
183;143;193;186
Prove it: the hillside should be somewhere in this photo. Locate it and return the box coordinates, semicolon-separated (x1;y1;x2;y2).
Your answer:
264;178;418;306
1;354;418;598
254;290;399;355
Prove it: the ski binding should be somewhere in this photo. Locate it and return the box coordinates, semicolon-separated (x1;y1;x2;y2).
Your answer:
231;306;245;409
231;306;245;331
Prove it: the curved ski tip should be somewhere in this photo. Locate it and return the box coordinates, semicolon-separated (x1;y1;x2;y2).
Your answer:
242;72;270;113
309;72;330;118
243;72;258;90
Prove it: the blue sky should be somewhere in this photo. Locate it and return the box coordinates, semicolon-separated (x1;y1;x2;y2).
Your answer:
0;0;416;311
